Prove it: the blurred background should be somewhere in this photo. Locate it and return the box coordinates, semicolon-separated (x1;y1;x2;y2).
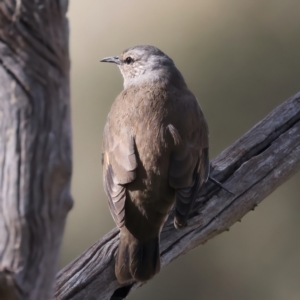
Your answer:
59;0;300;299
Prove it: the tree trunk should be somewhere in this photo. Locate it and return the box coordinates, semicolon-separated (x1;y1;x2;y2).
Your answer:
0;1;72;299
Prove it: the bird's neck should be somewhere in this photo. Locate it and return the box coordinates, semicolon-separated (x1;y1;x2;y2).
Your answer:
122;66;187;90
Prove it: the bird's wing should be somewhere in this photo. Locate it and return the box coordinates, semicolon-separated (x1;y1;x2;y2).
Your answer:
168;118;209;229
102;123;137;228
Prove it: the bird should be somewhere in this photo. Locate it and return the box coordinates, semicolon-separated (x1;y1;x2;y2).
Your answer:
100;45;209;284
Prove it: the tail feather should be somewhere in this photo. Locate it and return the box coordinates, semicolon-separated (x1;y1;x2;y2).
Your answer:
115;227;160;284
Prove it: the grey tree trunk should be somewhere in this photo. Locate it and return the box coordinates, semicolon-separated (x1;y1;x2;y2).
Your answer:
0;1;72;299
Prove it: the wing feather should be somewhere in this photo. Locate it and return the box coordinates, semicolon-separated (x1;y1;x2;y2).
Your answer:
103;124;137;228
168;123;209;229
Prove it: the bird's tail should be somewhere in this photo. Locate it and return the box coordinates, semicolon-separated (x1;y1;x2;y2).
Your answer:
115;227;160;284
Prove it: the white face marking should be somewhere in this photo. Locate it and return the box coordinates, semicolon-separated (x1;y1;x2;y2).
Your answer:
117;46;175;88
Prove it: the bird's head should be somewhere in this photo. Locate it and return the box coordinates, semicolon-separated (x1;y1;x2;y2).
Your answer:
101;45;182;88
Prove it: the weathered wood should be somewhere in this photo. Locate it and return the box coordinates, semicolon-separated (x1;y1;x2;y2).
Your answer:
0;1;72;299
55;93;300;300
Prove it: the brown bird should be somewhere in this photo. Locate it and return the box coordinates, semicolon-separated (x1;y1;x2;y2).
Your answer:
101;45;209;284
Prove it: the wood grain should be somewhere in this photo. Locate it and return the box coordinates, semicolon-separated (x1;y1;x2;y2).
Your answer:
0;1;72;299
55;93;300;300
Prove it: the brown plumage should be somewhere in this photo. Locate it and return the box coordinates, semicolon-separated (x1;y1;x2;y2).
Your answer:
101;45;209;283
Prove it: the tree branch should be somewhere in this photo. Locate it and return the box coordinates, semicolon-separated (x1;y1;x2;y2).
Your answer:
55;93;300;300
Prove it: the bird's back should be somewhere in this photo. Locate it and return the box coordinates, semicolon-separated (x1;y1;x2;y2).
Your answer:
104;80;207;237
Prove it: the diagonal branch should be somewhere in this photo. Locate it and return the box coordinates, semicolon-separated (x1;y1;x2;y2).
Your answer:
55;93;300;300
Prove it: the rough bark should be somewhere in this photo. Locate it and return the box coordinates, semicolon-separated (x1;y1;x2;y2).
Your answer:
55;93;300;300
0;1;72;300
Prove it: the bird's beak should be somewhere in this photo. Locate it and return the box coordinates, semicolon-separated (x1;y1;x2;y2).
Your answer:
100;56;121;65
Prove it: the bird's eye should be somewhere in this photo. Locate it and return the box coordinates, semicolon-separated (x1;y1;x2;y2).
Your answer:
125;56;133;64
